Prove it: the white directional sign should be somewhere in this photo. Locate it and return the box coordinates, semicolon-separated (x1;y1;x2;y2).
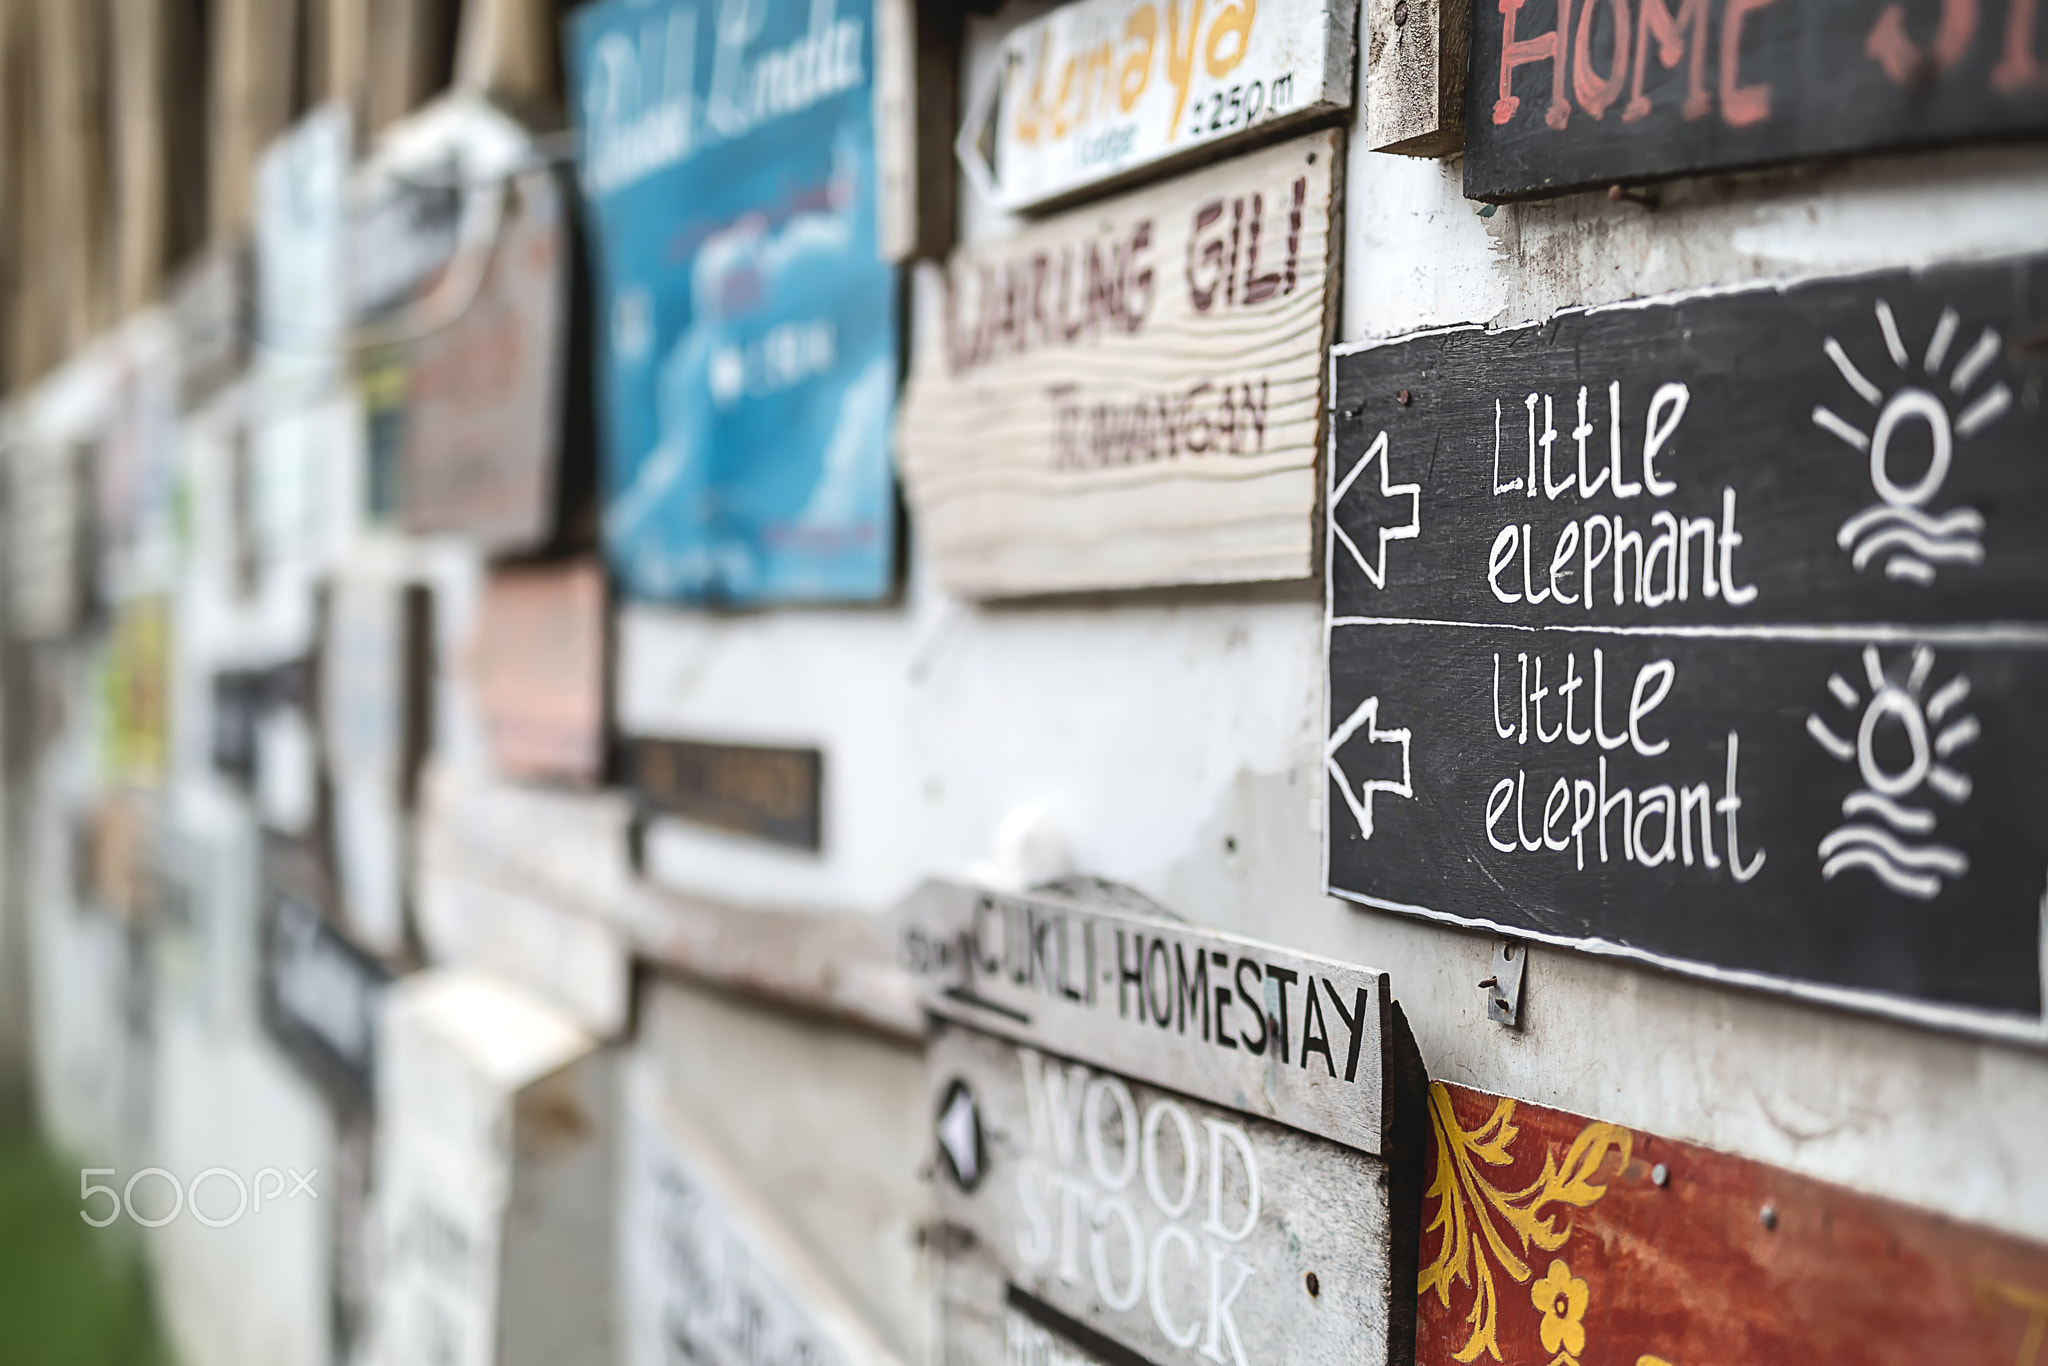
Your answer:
898;880;1394;1158
962;0;1354;213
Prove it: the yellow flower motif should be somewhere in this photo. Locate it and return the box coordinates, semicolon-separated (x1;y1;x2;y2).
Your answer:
1530;1259;1588;1359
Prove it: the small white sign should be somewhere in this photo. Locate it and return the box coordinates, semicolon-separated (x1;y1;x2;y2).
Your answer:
964;0;1354;212
898;880;1391;1157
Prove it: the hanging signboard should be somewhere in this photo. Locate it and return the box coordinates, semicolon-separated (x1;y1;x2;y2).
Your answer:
260;839;393;1107
926;1020;1403;1366
565;0;900;606
1464;0;2048;201
398;167;577;552
619;1061;904;1366
473;560;608;785
965;0;1354;214
900;880;1395;1156
899;129;1341;597
1419;1080;2048;1364
1324;257;2048;1028
368;970;613;1366
632;736;823;851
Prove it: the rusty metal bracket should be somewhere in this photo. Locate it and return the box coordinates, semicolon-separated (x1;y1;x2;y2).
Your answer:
1480;939;1527;1028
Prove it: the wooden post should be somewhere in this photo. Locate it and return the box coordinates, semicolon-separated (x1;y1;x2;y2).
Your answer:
364;0;459;137
875;0;960;262
208;0;300;242
452;0;561;115
1365;0;1469;156
36;0;112;354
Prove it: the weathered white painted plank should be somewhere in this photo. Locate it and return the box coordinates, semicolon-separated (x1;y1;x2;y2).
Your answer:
619;1055;907;1366
962;0;1353;213
898;879;1391;1156
899;130;1341;597
928;1023;1396;1366
1363;0;1467;156
365;970;613;1366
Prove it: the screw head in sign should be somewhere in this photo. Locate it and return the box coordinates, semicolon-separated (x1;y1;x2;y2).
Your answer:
1393;0;1409;24
1760;1203;1779;1230
1651;1162;1669;1187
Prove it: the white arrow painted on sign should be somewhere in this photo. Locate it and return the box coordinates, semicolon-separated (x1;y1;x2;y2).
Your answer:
1326;695;1413;840
937;1085;980;1188
1331;430;1419;590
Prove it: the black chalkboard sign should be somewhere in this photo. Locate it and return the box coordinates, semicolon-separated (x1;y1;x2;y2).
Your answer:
1326;256;2048;1023
1464;0;2048;201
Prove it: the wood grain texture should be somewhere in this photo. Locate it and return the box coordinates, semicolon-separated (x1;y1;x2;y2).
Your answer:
208;0;299;242
628;880;925;1042
416;764;924;1040
452;0;561;110
929;1022;1397;1366
1365;0;1469;155
1420;1080;2048;1366
899;129;1341;597
899;878;1393;1156
1464;0;2048;201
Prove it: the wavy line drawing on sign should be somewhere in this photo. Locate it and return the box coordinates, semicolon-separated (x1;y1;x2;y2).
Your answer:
1807;644;1978;900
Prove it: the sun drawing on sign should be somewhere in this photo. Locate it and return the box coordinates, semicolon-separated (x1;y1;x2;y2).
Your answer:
1806;645;1977;900
1811;299;2012;585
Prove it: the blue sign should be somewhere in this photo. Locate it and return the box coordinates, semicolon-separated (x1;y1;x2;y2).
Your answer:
567;0;898;604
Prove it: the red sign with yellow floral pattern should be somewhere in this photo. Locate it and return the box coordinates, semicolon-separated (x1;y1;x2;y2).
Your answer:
1419;1081;2048;1366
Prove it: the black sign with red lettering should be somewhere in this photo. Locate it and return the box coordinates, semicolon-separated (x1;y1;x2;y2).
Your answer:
1325;257;2048;1024
1463;0;2048;201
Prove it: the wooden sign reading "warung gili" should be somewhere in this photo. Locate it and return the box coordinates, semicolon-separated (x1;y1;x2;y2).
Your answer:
899;129;1340;597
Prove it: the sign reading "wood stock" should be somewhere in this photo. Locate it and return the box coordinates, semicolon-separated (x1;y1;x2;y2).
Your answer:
899;880;1392;1155
900;130;1340;597
965;0;1354;212
1464;0;2048;200
1325;257;2048;1026
929;1025;1400;1366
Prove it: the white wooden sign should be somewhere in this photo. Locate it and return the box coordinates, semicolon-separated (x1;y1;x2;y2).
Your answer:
619;1058;905;1366
366;970;613;1366
963;0;1354;213
7;437;89;640
898;879;1391;1157
929;1024;1398;1366
324;573;427;955
898;130;1340;596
